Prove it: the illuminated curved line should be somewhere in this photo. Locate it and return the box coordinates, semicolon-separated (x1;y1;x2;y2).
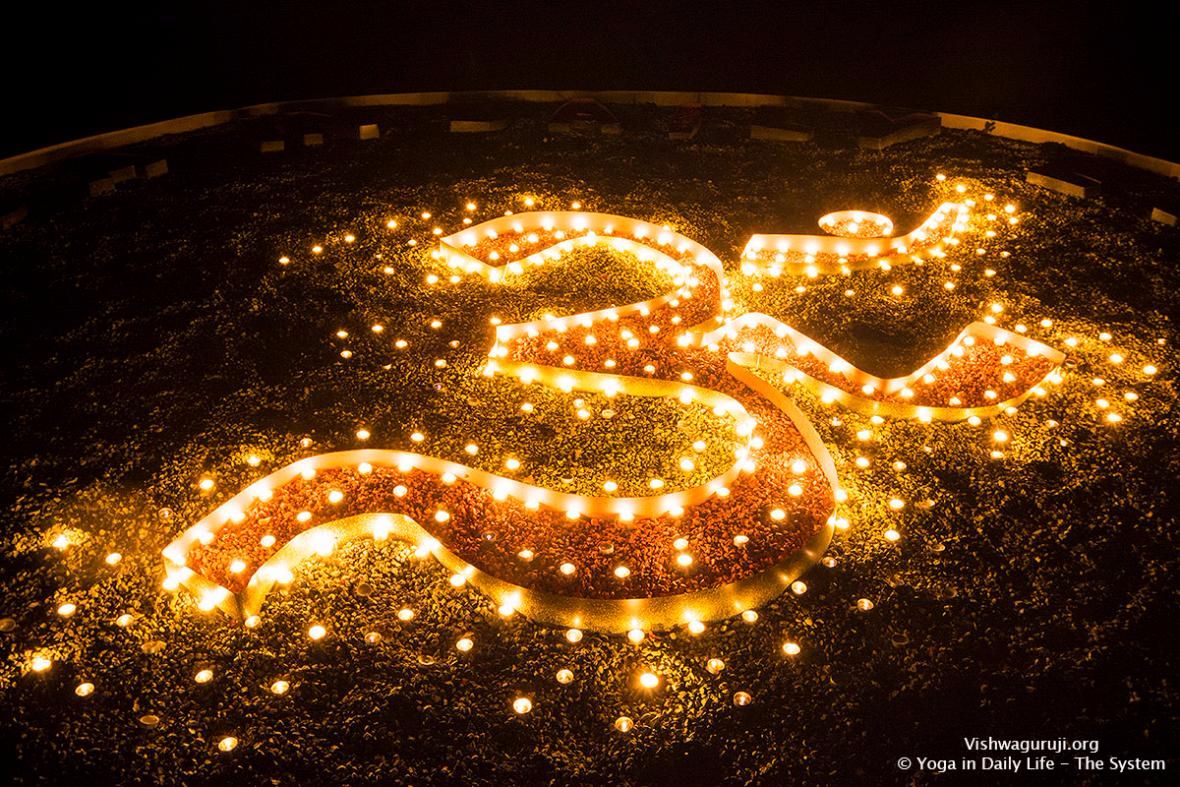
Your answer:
695;314;1066;420
168;370;838;631
742;201;969;272
255;511;828;633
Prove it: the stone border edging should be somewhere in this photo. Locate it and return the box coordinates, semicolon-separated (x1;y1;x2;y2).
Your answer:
2;90;1176;179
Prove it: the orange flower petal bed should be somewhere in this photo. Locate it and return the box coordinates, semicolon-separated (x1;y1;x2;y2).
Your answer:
185;425;832;601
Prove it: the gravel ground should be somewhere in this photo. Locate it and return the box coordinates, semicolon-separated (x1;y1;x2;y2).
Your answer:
0;104;1177;785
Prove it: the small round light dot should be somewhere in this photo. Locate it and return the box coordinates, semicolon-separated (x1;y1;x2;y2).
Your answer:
783;641;801;656
308;624;327;640
556;668;574;684
638;671;660;689
733;691;753;706
512;697;533;715
565;628;583;643
456;637;474;653
397;608;415;622
218;736;238;753
194;669;214;684
75;682;95;697
270;680;290;695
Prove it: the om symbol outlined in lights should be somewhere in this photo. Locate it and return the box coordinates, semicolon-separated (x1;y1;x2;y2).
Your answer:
163;193;1064;633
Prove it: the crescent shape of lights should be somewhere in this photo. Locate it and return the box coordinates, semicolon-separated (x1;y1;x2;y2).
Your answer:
163;207;1063;633
742;201;970;274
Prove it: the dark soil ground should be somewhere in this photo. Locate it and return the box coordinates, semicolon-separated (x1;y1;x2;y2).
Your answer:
1;103;1177;785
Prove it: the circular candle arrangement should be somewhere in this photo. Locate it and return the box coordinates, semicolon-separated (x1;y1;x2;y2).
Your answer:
818;210;894;238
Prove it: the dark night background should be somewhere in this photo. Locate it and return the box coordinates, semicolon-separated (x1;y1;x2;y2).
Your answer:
3;0;1177;161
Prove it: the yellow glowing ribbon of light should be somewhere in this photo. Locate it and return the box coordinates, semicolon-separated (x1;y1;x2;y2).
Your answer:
742;201;970;273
